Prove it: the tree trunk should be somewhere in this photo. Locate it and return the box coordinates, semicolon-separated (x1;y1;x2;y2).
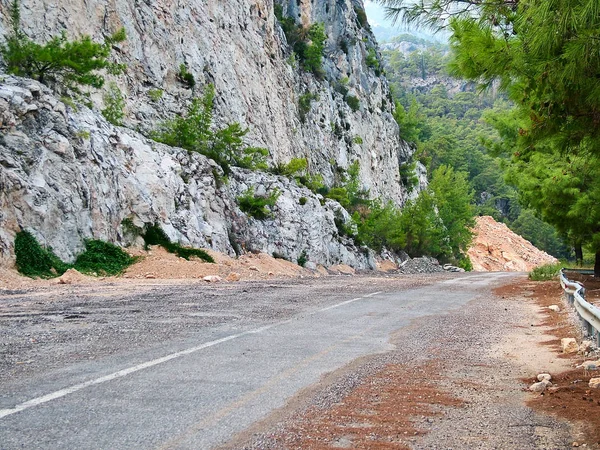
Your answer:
575;242;583;267
595;250;600;278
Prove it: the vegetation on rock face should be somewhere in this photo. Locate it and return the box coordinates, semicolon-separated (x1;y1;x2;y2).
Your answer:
141;224;214;263
101;82;126;126
380;0;600;272
274;5;327;77
237;187;281;220
14;230;135;278
152;84;269;173
1;0;125;92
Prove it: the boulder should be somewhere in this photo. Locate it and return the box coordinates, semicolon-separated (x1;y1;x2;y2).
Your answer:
537;373;552;382
203;275;222;283
225;272;241;282
561;338;579;354
548;305;560;312
579;340;593;354
589;378;600;389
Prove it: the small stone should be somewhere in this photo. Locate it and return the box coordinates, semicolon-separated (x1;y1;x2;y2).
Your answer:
225;272;241;282
537;373;552;382
203;275;222;283
548;305;560;312
145;274;156;279
248;266;259;271
589;378;600;389
561;338;578;354
529;381;548;393
267;271;275;276
572;442;579;447
579;340;593;354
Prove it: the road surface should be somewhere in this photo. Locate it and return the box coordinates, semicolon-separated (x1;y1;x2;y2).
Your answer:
1;272;523;449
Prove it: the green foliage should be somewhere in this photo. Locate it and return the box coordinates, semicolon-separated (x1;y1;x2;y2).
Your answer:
428;165;475;259
353;136;363;145
298;92;317;123
177;64;195;89
148;89;163;102
73;240;135;275
297;250;308;267
142;224;214;262
381;0;600;269
101;82;125;126
274;9;326;77
0;0;125;91
399;161;418;193
299;196;308;206
75;130;90;140
237;187;280;220
303;23;327;77
271;157;308;177
345;95;360;112
14;230;135;278
529;263;562;282
14;230;69;278
152;84;268;172
365;48;381;75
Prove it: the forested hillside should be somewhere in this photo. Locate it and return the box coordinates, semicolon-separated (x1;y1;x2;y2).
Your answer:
380;32;572;260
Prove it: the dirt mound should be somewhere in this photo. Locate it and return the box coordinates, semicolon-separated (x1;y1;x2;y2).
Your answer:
122;246;316;281
468;216;558;272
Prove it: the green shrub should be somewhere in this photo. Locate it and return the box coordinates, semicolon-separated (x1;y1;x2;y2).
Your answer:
14;230;69;278
148;89;163;102
335;77;350;97
299;196;308;205
152;84;268;173
142;224;214;262
237;187;280;220
271;157;308;177
303;23;327;77
74;240;135;275
353;135;363;145
297;250;308;267
14;231;136;278
102;82;125;126
298;92;317;123
1;0;125;92
177;64;195;89
345;95;360;112
365;48;381;76
529;263;562;281
297;173;325;193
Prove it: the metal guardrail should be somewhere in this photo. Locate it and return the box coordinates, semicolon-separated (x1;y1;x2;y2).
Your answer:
559;269;600;347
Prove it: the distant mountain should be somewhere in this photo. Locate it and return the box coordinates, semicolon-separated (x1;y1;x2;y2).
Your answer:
364;1;448;43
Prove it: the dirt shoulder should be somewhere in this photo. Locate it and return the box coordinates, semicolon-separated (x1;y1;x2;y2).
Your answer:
226;277;598;449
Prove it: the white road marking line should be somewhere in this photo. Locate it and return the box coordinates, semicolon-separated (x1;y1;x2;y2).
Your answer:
0;291;382;419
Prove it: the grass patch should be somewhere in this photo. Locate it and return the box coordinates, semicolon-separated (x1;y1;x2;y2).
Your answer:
142;224;214;263
529;263;562;281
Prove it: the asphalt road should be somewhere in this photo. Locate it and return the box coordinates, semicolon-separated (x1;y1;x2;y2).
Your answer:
0;272;517;449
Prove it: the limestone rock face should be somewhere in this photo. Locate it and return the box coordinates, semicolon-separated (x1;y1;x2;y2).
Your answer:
0;0;415;269
0;78;374;268
0;0;413;203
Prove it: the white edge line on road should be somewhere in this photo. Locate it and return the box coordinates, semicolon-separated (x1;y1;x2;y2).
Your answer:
0;291;382;419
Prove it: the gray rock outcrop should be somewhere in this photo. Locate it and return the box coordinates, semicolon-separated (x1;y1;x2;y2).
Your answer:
0;0;416;269
0;78;374;268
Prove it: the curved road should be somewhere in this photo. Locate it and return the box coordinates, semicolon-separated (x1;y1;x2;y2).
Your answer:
0;272;517;449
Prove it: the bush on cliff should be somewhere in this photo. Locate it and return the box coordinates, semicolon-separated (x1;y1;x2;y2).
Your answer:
152;84;268;173
0;0;125;92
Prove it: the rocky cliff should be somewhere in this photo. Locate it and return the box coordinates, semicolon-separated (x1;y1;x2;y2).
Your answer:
0;0;414;268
